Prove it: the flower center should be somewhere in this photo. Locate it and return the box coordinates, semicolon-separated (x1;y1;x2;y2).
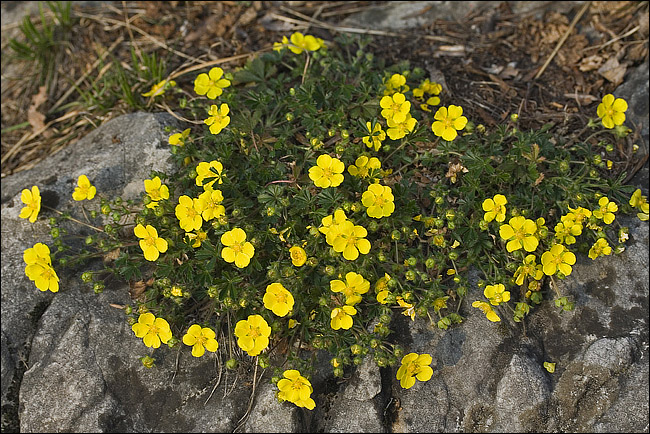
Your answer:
515;228;526;240
249;327;260;339
231;243;243;254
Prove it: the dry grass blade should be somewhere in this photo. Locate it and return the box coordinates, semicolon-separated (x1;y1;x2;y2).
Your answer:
48;36;125;114
75;11;202;63
273;7;458;43
534;1;592;80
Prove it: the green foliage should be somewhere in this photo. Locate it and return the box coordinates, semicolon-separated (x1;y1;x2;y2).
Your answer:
44;34;641;385
8;1;75;87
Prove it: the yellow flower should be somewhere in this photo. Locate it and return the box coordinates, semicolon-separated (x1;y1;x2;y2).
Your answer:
234;314;271;356
182;324;218;357
175;195;203;232
169;128;191;146
332;220;371;261
362;121;386;151
309;154;345;188
432;296;449;313
482;194;507;223
629;189;649;221
592;196;618;224
132;313;173;348
348;156;381;179
134;224;168;261
204;103;231;135
472;300;500;322
514;254;544;286
185;230;207;248
386;113;417;140
277;369;315;410
567;206;592;223
397;296;416;320
23;242;52;266
221;227;255;268
541;244;576;276
383;73;409;95
286;32;323;54
553;220;582;245
330;272;370;306
171;285;184;297
380;92;411;123
413;79;442;99
330;305;356;330
141;79;176;97
484;283;510;306
263;283;295;317
289;246;307;266
144;176;169;209
396;353;433;389
273;35;290;51
597;94;627;129
499;216;539;252
421;95;441;112
72;175;96;201
196;160;225;190
432;105;468;141
588;238;612;260
198;189;225;221
19;185;41;223
362;183;395;218
24;244;59;292
319;209;348;245
194;67;231;99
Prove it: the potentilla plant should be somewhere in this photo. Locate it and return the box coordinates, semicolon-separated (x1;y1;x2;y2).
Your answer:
19;33;647;408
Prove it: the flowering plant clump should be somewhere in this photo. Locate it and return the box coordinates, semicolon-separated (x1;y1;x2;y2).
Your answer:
22;34;646;412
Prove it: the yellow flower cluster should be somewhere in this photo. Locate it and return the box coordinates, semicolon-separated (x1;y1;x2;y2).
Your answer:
24;243;59;292
319;209;370;261
383;73;409;95
413;79;442;112
380;92;416;140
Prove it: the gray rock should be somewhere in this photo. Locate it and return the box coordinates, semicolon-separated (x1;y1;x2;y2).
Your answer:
317;357;385;433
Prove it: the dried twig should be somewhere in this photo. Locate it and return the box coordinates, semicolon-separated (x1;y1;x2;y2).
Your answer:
534;2;591;80
271;9;457;43
48;36;125;114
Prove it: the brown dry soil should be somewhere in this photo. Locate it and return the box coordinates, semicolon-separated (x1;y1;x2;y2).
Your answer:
1;1;648;179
